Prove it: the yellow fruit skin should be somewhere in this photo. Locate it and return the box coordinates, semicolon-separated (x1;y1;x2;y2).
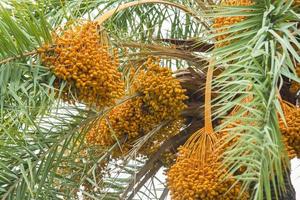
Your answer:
86;58;188;158
279;107;300;159
40;22;124;108
167;146;249;200
213;0;253;47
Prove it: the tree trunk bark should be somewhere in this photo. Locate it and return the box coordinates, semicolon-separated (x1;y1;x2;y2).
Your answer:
255;169;296;200
275;171;296;200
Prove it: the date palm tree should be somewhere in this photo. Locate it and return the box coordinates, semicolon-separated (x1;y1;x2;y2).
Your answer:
0;0;299;200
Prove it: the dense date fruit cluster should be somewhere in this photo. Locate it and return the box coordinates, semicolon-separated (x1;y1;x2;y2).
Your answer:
132;58;188;120
213;0;253;47
86;99;144;147
39;21;124;108
283;138;297;159
279;103;300;158
86;58;187;157
167;146;249;200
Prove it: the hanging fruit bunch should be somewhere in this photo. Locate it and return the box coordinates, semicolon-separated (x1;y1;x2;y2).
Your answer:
86;98;145;149
131;58;188;121
167;144;249;200
213;0;254;47
86;58;188;158
167;92;254;199
39;21;124;108
166;56;252;199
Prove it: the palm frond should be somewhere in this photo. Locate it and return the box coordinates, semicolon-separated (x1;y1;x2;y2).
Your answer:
210;1;300;199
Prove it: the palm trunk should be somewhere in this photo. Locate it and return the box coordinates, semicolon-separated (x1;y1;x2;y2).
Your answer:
273;171;296;200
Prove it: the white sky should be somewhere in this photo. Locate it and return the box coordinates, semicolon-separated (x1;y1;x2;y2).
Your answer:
291;158;300;199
